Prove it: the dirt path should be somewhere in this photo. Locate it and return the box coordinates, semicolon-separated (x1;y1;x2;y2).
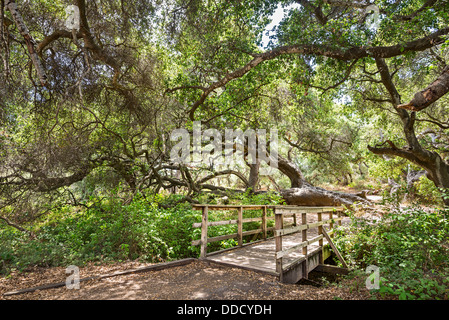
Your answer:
1;259;372;300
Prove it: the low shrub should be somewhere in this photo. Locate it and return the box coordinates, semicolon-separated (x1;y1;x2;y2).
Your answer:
0;196;201;274
0;191;284;275
334;207;449;299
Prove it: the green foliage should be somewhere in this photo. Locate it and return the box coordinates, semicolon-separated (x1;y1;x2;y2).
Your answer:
414;176;443;204
231;190;285;205
0;190;284;275
0;196;201;275
367;155;407;182
334;207;449;299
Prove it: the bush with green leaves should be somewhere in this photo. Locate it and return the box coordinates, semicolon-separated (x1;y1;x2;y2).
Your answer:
0;196;202;274
414;176;443;204
0;190;285;275
334;207;449;300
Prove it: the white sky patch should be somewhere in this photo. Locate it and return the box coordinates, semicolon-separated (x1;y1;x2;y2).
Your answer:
260;3;301;49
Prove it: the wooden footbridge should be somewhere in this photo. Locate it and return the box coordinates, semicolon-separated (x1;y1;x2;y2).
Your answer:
191;204;348;283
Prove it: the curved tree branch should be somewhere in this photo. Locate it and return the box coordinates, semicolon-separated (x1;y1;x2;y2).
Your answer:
5;0;47;86
197;169;249;187
397;65;449;112
188;27;449;119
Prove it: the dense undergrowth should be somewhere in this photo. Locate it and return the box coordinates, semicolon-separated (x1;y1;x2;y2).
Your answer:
0;191;283;275
334;205;449;300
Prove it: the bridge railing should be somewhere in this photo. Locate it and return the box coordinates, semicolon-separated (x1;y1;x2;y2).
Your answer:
191;204;276;258
191;204;345;261
272;206;345;279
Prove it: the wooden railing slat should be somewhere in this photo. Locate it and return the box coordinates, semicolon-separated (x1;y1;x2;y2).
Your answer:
275;234;324;259
274;217;342;236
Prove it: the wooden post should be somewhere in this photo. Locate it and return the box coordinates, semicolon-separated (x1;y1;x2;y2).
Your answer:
329;211;334;238
318;212;324;264
262;206;267;240
302;212;308;279
275;210;283;280
322;227;348;269
337;210;342;227
237;206;243;247
200;206;208;258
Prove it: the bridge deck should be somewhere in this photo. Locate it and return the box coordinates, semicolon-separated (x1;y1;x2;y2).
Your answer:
205;233;328;276
192;204;346;283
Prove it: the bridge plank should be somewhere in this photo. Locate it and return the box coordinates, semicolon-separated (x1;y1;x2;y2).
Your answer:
205;233;325;276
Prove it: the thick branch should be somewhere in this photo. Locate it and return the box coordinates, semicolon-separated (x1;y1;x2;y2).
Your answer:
188;27;449;119
37;29;80;53
375;57;423;153
197;169;249;187
322;0;371;9
5;0;47;86
76;0;120;70
367;144;424;167
276;155;305;188
296;0;328;25
397;65;449;112
0;215;36;238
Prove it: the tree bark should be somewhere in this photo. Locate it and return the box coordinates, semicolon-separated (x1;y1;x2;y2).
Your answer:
397;65;449;112
281;186;368;206
368;58;449;206
247;158;260;192
5;0;47;86
272;154;367;206
276;155;305;188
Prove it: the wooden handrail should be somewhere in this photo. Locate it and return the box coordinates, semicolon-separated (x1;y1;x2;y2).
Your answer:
192;216;275;228
274;217;342;237
273;206;344;279
191;205;274;258
192;204;266;210
192;204;344;211
190;204;345;263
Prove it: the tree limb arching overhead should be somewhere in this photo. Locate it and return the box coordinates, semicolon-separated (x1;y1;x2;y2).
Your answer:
397;65;449;112
188;27;449;120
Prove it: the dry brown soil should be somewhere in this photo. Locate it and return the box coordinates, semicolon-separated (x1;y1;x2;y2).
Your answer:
1;259;373;300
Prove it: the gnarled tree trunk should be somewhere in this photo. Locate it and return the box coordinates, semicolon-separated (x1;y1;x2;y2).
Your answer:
247;158;260;192
368;58;449;206
275;154;368;206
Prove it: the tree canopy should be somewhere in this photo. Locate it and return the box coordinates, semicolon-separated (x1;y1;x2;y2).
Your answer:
1;0;449;228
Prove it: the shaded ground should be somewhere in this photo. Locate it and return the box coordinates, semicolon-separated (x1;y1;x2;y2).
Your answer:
1;260;372;300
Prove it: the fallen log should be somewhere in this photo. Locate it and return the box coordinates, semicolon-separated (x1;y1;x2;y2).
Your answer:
280;185;369;207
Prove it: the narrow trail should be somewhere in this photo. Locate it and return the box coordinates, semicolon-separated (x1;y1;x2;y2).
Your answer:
1;260;371;300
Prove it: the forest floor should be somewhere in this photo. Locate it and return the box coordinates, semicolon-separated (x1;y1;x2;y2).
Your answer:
0;259;374;300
